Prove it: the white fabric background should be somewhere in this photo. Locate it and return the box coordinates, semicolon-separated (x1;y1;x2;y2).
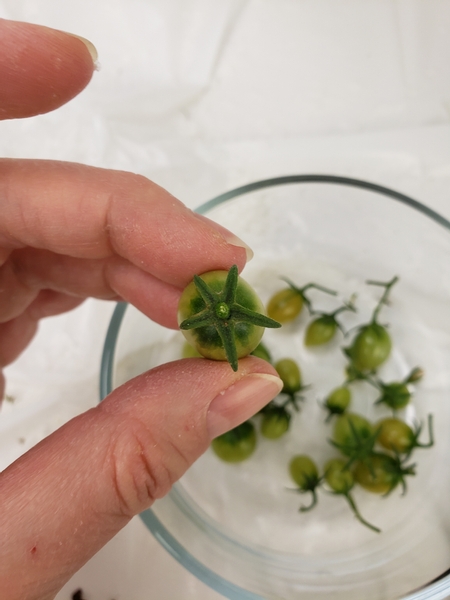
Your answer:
1;1;450;599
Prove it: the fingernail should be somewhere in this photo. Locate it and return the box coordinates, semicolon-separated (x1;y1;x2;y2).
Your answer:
207;373;283;439
223;231;254;262
68;33;99;68
195;214;254;262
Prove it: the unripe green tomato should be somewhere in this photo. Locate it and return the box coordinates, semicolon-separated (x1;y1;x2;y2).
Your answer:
304;316;337;346
353;453;406;495
376;418;415;454
324;458;354;494
325;386;351;415
275;358;302;395
182;341;203;358
260;409;290;439
289;455;319;489
267;288;304;323
333;413;374;457
211;421;257;463
251;342;272;362
178;270;266;362
350;323;392;371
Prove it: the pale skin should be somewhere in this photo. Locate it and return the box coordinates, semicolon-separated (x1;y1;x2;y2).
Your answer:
0;20;283;600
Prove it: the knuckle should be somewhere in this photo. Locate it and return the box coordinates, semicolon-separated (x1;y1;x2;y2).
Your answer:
108;418;175;518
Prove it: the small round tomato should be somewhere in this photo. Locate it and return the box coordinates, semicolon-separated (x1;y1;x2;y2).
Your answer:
267;288;304;323
324;458;353;494
275;358;302;395
211;421;257;463
250;341;272;362
178;265;280;371
260;406;291;439
332;413;377;463
376;418;414;454
182;341;203;359
289;455;319;488
349;323;392;371
304;316;337;346
267;280;337;323
376;415;434;455
353;452;416;495
289;454;320;511
324;386;351;419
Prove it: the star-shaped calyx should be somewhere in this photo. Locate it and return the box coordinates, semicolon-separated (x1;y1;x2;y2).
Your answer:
179;265;281;371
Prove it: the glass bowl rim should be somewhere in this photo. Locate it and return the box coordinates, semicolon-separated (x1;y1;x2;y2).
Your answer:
99;174;450;600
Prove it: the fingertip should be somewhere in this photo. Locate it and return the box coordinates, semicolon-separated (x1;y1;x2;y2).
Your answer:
207;370;283;439
66;33;98;68
0;19;96;119
194;213;254;264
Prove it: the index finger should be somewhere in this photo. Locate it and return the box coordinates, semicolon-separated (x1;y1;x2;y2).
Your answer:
0;19;96;119
0;159;250;288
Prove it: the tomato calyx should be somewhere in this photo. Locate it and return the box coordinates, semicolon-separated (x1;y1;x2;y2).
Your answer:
179;265;281;371
330;414;380;470
357;366;423;412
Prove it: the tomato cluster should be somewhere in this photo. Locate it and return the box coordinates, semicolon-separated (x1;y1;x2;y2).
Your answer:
179;268;434;534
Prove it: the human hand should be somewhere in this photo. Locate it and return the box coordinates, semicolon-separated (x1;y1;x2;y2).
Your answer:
0;20;282;600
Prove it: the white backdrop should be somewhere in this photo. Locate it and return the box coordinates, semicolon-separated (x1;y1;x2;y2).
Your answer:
1;1;450;599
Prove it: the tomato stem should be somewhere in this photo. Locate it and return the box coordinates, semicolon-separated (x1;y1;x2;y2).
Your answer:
367;275;399;324
419;414;434;449
299;488;318;512
281;277;337;313
344;492;381;533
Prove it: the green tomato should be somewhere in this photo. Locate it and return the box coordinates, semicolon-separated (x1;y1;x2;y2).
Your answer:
376;416;433;455
289;454;321;512
260;406;291;439
332;413;376;462
250;341;272;362
275;358;302;395
353;452;416;495
324;458;354;494
289;455;319;489
324;386;351;418
349;323;392;371
304;316;337;346
211;421;257;463
376;418;414;454
178;266;280;371
267;288;304;323
182;341;203;358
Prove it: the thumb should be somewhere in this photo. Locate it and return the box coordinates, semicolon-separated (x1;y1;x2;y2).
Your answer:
0;357;282;600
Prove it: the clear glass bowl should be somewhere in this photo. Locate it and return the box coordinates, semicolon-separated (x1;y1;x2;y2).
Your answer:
100;175;450;600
